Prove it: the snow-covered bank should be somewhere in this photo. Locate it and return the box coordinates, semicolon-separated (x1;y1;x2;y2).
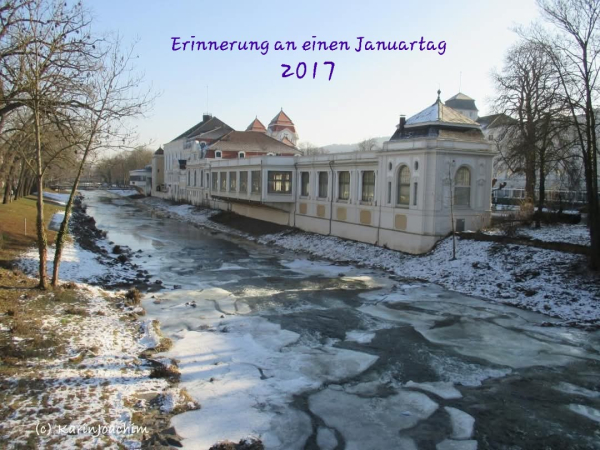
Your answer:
0;285;174;449
137;196;599;326
42;191;70;205
18;238;140;285
5;204;195;449
259;231;599;326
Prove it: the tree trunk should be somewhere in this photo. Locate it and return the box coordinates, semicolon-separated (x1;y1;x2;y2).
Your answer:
14;163;26;200
51;155;89;286
33;107;47;289
35;174;47;289
535;157;545;229
2;156;18;204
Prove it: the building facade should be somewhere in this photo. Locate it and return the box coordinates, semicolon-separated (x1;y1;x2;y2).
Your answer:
152;93;495;254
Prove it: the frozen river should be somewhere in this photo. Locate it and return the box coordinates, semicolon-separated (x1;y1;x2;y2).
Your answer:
85;192;600;450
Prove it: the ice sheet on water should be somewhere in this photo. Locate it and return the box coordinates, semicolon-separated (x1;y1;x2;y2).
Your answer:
405;381;462;400
281;258;349;277
167;315;378;449
422;320;600;369
436;439;478;450
444;407;475;439
429;354;511;387
554;382;600;399
345;330;376;344
568;404;600;423
316;427;338;450
309;386;436;450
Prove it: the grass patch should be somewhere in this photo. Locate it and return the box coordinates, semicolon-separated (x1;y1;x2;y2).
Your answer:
0;195;63;268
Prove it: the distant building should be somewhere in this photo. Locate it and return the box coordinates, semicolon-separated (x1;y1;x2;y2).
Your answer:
445;92;479;121
159;110;300;199
129;165;152;195
151;92;495;254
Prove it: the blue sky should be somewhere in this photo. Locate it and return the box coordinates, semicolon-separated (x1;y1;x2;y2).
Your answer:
91;0;540;148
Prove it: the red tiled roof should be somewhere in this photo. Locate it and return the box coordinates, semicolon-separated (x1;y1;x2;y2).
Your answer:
246;118;267;133
268;109;296;133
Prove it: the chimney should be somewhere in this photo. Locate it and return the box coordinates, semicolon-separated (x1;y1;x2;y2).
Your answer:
399;115;406;134
203;113;212;122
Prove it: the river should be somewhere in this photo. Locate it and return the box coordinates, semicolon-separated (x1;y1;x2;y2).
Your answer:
85;191;600;450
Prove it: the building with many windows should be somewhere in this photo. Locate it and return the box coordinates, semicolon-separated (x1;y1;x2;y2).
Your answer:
152;93;495;254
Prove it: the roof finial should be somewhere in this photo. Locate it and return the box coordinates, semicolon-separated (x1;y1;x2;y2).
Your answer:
437;89;441;101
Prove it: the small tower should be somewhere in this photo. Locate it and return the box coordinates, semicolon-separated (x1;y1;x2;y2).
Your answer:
444;93;479;121
267;109;298;146
246;117;267;133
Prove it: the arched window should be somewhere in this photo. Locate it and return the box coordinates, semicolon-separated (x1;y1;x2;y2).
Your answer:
396;165;411;206
215;151;222;159
239;152;245;159
454;166;471;206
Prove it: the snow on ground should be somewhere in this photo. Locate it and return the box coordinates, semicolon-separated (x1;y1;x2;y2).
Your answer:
136;197;599;325
18;239;138;285
260;231;599;325
42;191;70;205
1;286;172;449
0;280;182;449
517;223;591;246
6;236;191;448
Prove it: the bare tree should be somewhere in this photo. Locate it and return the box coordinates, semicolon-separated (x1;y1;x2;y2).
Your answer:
525;0;600;269
356;137;380;152
51;38;155;287
298;141;327;156
492;40;571;225
5;0;100;288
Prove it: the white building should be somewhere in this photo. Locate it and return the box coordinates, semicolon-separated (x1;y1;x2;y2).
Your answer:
152;92;495;254
129;165;152;196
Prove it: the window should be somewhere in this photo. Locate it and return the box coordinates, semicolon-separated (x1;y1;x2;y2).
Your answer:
338;171;350;200
239;152;245;159
215;151;222;159
188;171;191;186
212;172;218;190
318;172;328;198
229;171;237;191
251;171;261;194
397;165;411;206
301;172;310;197
413;182;418;206
220;172;227;191
387;181;392;204
240;171;248;193
200;170;203;187
194;170;197;187
454;166;471;206
267;171;292;194
361;171;375;202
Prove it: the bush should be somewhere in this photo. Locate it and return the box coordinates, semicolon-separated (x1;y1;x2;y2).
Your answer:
125;288;141;305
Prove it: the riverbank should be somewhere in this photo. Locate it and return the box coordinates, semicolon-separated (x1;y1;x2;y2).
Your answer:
135;195;600;328
0;195;196;449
